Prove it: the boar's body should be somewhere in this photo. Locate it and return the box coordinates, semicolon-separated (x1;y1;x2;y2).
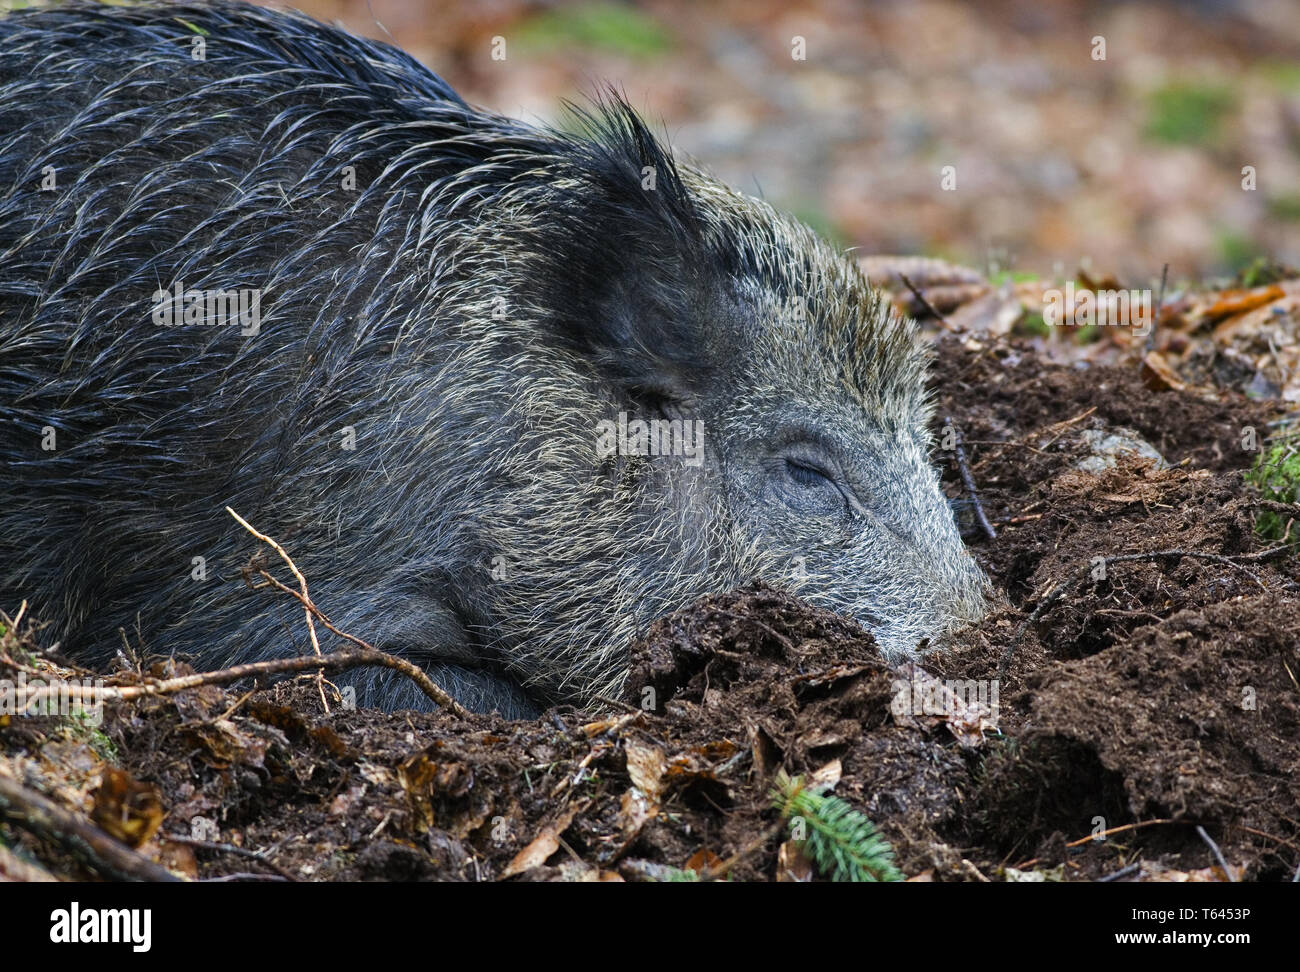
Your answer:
0;1;987;717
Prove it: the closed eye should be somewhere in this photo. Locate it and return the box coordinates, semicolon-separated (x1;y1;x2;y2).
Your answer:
786;458;833;488
779;452;869;518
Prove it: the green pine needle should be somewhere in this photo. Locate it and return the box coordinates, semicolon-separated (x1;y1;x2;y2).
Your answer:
770;770;904;882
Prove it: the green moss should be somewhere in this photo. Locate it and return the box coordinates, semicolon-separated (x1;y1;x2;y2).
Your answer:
1015;311;1051;338
1074;323;1103;345
515;3;673;59
67;709;119;762
1144;83;1236;146
1238;256;1293;288
1259;61;1300;91
988;269;1038;286
1267;194;1300;223
1246;435;1300;544
1216;230;1264;273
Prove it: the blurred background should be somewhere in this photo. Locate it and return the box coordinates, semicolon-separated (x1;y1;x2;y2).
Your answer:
108;0;1300;280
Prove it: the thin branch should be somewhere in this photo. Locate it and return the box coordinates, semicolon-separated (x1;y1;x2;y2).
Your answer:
899;273;958;332
1065;818;1174;847
227;507;328;711
1098;861;1142;882
0;770;181;882
700;820;786;882
5;644;469;717
164;833;298;882
1145;263;1168;354
1195;825;1236;882
946;415;997;540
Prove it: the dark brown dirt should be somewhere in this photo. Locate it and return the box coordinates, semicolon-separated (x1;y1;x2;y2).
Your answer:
2;336;1297;882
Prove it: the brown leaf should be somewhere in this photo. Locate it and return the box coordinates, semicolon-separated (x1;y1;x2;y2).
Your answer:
810;759;842;788
684;847;723;873
624;738;667;801
776;840;815;882
503;801;585;878
179;718;269;770
1138;861;1246;882
891;663;999;748
945;287;1026;335
858;255;987;290
1139;351;1188;393
91;767;163;848
617;786;657;838
155;839;200;880
1194;284;1287;323
396;752;476;833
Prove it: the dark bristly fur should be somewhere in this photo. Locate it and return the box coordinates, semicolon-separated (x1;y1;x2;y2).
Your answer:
0;1;987;717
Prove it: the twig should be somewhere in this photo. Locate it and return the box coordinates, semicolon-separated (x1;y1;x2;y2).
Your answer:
6;645;468;717
216;688;257;723
227;507;328;711
592;694;641;714
946;415;997;540
550;736;619;798
1195;825;1236;881
237;569;468;714
700;820;786;882
6;600;27;632
1229;823;1300;853
222;507;467;717
1097;861;1142;882
1036;406;1098;450
999;512;1044;525
1065;818;1174;847
899;273;958;332
0;770;182;882
163;833;298;882
1145;263;1168;354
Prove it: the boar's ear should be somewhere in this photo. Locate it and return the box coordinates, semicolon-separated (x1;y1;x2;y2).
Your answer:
541;96;717;405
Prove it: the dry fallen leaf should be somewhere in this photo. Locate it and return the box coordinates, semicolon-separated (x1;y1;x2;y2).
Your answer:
1136;861;1246;882
891;662;999;748
1193;284;1289;322
91;767;164;848
624;738;667;802
396;752;485;835
179;718;270;770
1140;350;1188;392
776;840;815;882
810;759;842;789
503;801;586;878
945;287;1026;336
618;785;657;838
684;847;723;874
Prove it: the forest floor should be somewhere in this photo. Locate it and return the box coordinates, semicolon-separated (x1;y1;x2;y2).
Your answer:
3;262;1298;883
